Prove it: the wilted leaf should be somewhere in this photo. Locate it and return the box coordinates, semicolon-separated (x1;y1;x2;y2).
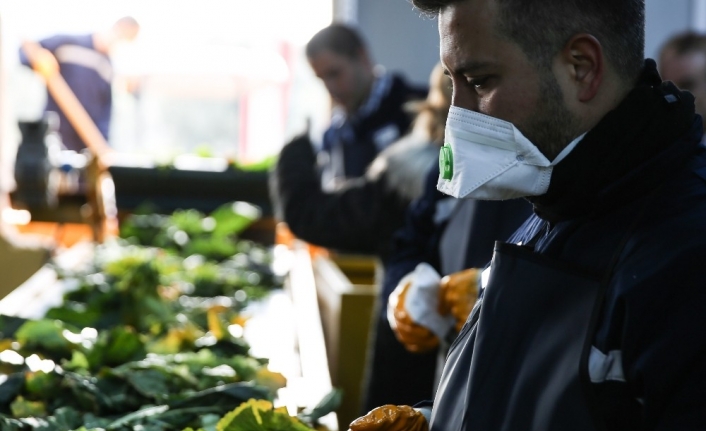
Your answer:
10;396;46;418
215;399;312;431
254;369;286;393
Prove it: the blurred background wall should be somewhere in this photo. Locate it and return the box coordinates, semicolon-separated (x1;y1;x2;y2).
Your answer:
1;0;706;170
334;0;706;88
646;0;706;59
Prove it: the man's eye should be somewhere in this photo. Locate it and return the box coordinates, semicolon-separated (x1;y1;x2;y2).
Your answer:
468;77;489;89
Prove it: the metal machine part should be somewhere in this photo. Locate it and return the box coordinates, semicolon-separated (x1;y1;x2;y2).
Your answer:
13;112;63;209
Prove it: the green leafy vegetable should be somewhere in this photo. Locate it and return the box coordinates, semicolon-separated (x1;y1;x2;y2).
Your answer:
212;399;313;431
0;203;297;430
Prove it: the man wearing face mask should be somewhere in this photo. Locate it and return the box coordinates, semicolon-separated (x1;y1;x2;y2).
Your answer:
348;0;706;430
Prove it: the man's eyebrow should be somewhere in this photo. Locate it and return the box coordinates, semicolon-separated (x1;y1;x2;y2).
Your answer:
443;61;496;76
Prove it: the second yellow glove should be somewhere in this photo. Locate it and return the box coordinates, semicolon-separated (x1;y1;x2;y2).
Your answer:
349;405;428;431
438;268;480;332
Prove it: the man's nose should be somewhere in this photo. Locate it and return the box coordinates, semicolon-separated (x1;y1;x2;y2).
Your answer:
451;87;479;112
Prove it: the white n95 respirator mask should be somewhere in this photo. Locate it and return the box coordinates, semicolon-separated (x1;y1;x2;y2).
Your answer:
437;105;584;200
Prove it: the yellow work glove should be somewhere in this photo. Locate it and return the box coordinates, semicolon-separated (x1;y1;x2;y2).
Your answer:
438;268;480;332
349;405;428;431
387;279;440;353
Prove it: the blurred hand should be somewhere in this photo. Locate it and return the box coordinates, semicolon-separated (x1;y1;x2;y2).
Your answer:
25;44;60;79
387;280;439;353
438;268;480;332
349;405;428;431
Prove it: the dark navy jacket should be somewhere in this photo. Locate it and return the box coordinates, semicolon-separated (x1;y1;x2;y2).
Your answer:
431;61;706;430
505;128;706;430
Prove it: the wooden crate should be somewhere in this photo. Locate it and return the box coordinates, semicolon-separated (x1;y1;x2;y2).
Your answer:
310;252;379;429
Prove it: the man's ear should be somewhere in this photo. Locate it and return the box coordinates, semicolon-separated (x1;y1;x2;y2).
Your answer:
357;48;373;69
558;34;604;103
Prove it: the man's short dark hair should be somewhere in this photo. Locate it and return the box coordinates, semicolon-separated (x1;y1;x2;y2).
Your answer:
412;0;645;83
306;24;367;60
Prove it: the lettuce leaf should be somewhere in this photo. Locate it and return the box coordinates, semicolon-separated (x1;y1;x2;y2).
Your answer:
214;399;313;431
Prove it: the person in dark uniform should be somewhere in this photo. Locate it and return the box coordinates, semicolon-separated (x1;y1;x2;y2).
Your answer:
305;24;427;189
350;0;706;430
19;16;140;151
271;63;450;261
361;161;531;412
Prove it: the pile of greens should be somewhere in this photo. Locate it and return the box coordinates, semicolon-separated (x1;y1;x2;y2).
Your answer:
0;202;338;430
119;201;267;264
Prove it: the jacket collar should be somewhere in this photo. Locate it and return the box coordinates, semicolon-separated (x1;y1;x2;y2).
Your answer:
529;59;702;222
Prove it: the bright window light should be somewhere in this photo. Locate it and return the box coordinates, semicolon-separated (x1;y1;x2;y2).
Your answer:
1;0;333;163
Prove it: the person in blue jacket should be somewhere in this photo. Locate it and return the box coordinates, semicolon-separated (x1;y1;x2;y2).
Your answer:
350;0;706;430
20;16;140;151
271;63;450;261
305;24;427;189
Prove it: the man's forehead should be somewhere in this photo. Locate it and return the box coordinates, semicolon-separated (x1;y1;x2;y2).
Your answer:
439;0;497;35
441;60;497;77
438;0;503;72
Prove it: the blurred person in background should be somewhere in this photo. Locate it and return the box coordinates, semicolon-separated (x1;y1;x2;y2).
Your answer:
271;63;449;262
19;16;140;152
659;31;706;139
271;63;451;412
305;23;427;189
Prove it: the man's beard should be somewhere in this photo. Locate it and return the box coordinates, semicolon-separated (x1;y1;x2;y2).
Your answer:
519;71;582;160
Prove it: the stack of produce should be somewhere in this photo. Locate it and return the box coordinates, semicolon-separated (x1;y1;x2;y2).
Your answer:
0;203;337;430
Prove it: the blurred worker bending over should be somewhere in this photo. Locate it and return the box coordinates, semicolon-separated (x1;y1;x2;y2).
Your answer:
19;16;140;151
